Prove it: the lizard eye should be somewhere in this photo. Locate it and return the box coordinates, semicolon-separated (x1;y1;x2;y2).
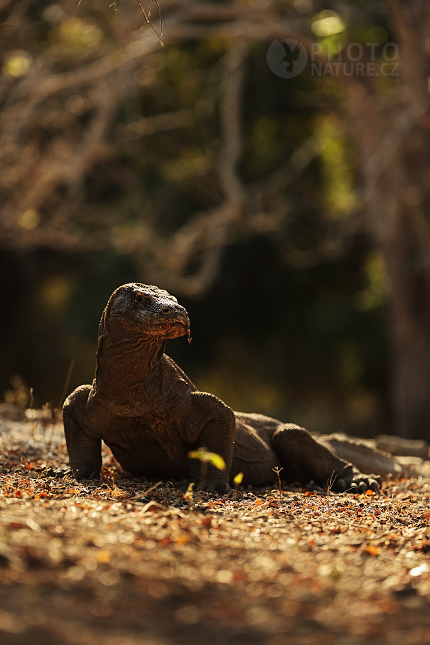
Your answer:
134;294;144;304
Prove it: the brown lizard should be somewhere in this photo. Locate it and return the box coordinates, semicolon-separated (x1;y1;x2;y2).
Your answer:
63;282;398;494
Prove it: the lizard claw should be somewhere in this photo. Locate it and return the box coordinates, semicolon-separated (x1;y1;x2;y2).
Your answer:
335;478;347;492
348;474;381;494
334;464;382;494
369;479;380;492
358;481;367;494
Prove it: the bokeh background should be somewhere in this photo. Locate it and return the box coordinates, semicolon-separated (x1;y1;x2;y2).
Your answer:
1;0;429;440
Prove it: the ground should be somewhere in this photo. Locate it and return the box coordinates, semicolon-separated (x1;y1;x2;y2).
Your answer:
1;414;430;645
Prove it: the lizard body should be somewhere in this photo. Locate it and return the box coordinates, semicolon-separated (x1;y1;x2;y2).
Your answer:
63;283;393;494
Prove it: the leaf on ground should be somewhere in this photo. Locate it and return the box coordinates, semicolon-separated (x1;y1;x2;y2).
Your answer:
96;550;112;563
364;545;380;557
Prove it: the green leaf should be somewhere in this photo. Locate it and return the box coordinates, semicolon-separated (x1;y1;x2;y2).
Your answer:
233;472;243;485
188;449;225;471
207;453;225;471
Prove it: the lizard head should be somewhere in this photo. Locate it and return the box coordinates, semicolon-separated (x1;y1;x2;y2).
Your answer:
105;283;190;340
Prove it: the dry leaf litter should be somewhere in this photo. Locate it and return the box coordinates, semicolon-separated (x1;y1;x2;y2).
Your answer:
1;414;430;644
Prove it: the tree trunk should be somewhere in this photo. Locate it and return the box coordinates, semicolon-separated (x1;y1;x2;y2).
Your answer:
375;156;430;440
343;0;430;439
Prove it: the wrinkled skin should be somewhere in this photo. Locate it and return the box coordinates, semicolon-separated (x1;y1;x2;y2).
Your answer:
63;283;384;494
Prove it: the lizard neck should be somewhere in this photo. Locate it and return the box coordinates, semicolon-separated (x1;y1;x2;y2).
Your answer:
94;327;167;415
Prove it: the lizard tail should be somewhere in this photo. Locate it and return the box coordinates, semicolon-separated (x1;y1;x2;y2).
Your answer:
320;434;407;478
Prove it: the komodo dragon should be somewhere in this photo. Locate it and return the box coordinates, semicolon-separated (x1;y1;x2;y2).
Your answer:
63;283;401;494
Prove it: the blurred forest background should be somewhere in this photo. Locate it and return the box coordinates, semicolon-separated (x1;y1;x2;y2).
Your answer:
1;0;429;440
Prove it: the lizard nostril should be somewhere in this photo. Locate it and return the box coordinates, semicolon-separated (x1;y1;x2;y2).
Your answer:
162;307;171;313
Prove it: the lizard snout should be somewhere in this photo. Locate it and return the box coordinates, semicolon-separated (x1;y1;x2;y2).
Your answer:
161;303;190;329
161;304;190;340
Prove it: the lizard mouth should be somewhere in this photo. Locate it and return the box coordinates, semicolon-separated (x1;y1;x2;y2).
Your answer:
154;317;189;329
150;319;190;339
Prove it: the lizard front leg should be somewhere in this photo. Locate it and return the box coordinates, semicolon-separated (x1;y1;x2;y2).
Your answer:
181;392;235;494
63;386;102;480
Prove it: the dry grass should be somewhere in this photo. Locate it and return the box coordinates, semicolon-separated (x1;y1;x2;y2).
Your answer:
1;415;430;644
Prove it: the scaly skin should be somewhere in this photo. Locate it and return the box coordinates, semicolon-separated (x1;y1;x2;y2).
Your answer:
63;283;388;494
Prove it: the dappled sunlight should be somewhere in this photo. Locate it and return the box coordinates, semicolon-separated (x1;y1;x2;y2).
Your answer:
18;209;40;231
58;18;104;52
354;252;391;312
311;11;347;38
40;277;74;313
318;117;357;218
3;51;32;78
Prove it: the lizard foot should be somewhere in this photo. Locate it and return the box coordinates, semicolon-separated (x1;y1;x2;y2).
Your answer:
334;470;382;494
204;482;230;495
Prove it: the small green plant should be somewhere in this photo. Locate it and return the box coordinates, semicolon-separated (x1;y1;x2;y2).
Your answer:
188;449;226;471
232;472;244;496
183;482;195;505
233;472;243;488
188;448;225;490
23;386;37;448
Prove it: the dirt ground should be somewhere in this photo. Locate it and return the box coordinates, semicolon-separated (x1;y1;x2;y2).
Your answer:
1;415;430;645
